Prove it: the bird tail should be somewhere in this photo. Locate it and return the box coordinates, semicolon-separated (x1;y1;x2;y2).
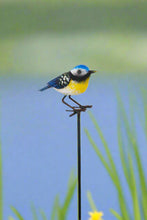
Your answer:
39;85;51;91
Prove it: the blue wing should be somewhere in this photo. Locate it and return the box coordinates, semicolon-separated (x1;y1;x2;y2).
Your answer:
39;72;71;91
47;72;71;89
47;76;62;89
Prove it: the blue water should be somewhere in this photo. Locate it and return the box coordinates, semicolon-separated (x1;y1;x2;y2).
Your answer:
0;75;147;220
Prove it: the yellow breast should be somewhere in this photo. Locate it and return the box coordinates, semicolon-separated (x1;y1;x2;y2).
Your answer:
55;77;90;95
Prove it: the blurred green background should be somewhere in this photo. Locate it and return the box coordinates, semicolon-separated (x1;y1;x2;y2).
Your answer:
0;0;147;76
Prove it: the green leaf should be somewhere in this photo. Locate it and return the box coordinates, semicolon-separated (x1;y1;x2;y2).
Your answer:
10;206;24;220
88;112;125;190
40;209;47;220
141;88;147;137
130;137;147;219
110;209;123;220
118;116;140;219
68;169;76;189
8;217;16;220
31;203;38;220
88;111;118;174
51;171;77;220
87;191;97;212
85;129;113;179
117;119;131;189
118;94;147;219
85;118;130;220
61;176;77;219
128;154;141;220
0;102;3;220
51;195;60;220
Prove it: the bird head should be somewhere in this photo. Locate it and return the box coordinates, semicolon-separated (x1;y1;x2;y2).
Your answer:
70;65;96;82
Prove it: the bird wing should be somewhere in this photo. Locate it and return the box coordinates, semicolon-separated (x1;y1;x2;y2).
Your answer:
47;72;71;89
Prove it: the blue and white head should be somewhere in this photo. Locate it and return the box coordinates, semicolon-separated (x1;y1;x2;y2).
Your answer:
70;65;96;81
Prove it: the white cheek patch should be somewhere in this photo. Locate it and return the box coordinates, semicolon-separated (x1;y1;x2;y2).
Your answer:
71;68;78;75
71;68;87;76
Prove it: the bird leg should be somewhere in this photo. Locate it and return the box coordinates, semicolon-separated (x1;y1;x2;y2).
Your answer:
69;95;92;109
62;95;75;110
62;95;87;117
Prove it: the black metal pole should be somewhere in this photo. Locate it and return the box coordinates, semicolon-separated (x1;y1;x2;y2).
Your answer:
62;96;92;219
77;112;81;220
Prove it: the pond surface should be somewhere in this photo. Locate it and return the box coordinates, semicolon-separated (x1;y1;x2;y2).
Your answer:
0;75;147;219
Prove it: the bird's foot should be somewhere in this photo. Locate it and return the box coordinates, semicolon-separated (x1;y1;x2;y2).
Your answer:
66;108;86;117
66;105;92;117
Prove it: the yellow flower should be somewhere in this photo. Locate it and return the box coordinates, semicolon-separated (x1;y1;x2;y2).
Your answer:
89;211;104;220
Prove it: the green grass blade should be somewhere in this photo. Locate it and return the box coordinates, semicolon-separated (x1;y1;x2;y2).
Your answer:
117;190;130;220
40;209;47;220
87;191;97;212
135;146;147;191
110;209;123;220
0;142;2;219
57;208;64;220
85;129;113;179
10;206;24;220
61;177;77;219
51;195;60;220
51;171;77;220
88;112;118;173
31;203;38;220
131;139;147;219
85;128;130;220
141;88;147;137
88;112;126;191
68;169;76;189
118;118;140;219
86;114;131;219
0;103;2;220
118;115;140;219
8;217;16;220
128;154;141;220
118;95;147;219
144;101;147;138
118;121;131;188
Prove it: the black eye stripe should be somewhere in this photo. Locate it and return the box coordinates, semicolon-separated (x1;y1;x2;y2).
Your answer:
77;69;82;74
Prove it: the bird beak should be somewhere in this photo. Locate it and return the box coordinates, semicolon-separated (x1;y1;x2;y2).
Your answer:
89;70;96;74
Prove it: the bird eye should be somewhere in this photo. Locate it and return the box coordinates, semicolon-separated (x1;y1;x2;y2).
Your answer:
77;69;82;74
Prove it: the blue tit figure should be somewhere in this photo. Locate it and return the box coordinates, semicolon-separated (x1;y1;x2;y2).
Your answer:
40;65;96;116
